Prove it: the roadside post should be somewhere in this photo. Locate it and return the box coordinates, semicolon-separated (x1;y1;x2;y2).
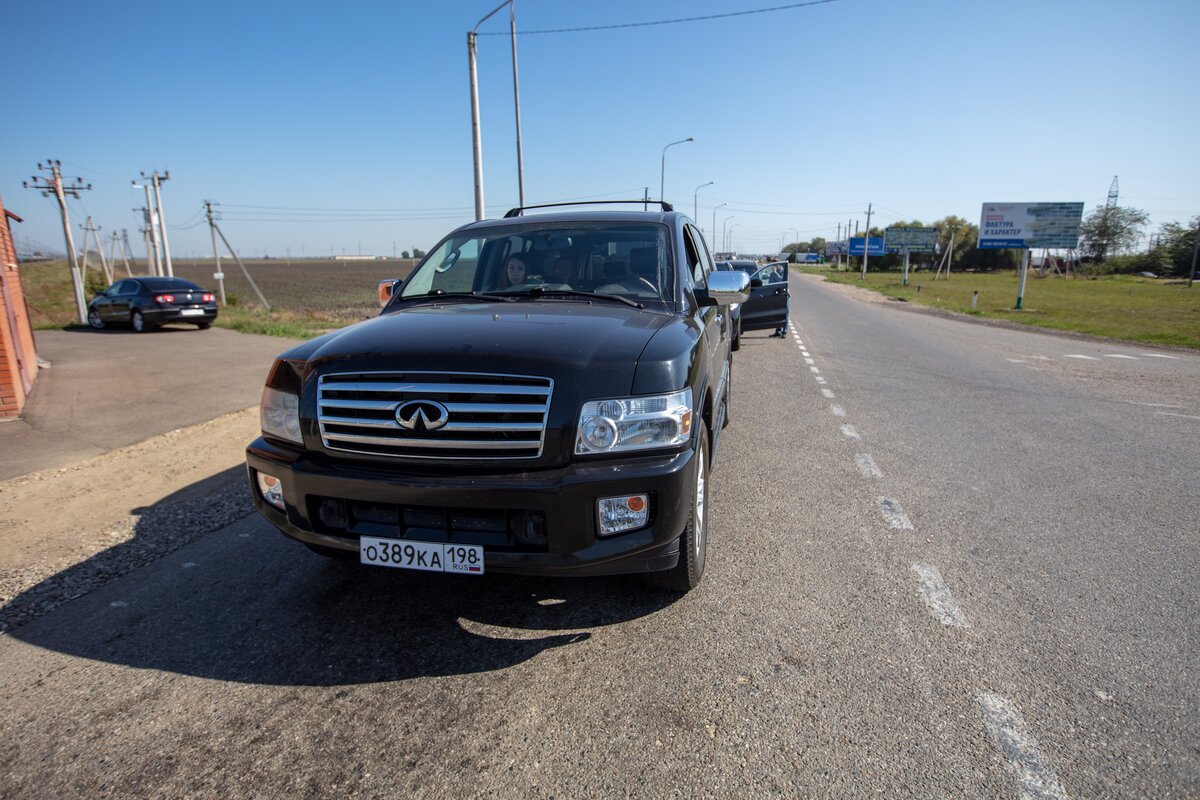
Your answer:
977;202;1084;310
204;201;227;306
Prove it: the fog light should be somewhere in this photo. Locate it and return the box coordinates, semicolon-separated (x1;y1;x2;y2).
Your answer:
256;472;286;511
597;494;649;536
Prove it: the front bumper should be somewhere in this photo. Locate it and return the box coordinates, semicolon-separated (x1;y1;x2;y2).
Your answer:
245;437;697;577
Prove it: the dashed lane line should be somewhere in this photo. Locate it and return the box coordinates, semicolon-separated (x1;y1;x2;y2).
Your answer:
977;694;1070;800
1103;354;1138;360
1063;354;1099;360
821;388;835;399
840;424;861;441
830;404;846;417
1141;353;1177;359
815;377;827;385
1157;411;1200;420
855;453;881;478
810;366;820;374
911;563;970;628
878;497;914;530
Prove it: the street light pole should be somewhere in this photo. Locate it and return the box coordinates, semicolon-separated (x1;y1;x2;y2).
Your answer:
727;224;739;253
693;181;714;224
712;202;726;251
660;137;694;202
509;1;525;208
467;1;512;221
722;215;735;254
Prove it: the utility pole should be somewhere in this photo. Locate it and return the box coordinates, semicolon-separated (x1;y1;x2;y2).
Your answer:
119;229;134;276
133;181;162;275
24;161;91;323
143;171;173;277
206;200;269;309
861;203;873;279
510;0;525;208
1189;217;1199;288
204;201;227;306
712;202;726;252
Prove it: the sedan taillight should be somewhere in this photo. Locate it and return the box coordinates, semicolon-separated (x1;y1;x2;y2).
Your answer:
154;294;176;303
202;293;215;302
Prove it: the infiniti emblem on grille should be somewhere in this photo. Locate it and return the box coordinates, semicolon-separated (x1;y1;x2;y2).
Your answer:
395;400;449;432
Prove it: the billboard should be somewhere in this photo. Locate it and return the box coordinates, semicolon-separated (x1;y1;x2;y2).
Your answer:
978;202;1084;249
825;241;847;256
885;227;938;253
798;252;820;263
848;237;885;256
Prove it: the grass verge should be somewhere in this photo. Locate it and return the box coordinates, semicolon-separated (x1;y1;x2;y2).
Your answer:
802;267;1199;349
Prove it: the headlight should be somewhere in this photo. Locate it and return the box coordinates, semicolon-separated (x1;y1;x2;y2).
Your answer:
575;389;692;455
261;386;302;445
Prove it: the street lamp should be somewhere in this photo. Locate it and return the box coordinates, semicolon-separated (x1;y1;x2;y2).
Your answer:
660;137;694;203
722;215;735;254
727;223;740;253
693;181;714;223
468;0;525;221
712;202;726;251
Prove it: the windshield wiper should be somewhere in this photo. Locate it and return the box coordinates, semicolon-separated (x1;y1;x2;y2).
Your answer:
520;287;644;309
403;290;515;303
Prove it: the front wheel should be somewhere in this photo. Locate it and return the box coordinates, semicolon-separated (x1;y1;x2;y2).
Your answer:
131;310;150;333
645;422;709;592
731;319;741;352
87;308;104;329
197;322;211;330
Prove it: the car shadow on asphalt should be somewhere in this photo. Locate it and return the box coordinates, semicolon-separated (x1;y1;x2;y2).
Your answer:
61;323;204;334
3;466;680;686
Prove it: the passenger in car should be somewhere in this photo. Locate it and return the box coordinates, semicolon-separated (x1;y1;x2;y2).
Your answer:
501;255;528;288
546;257;575;285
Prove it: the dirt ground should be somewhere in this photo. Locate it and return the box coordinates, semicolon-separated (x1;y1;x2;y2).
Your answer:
0;408;260;630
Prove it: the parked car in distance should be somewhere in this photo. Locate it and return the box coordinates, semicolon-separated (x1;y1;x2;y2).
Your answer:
713;260;744;351
1135;271;1158;278
247;201;750;592
88;277;219;332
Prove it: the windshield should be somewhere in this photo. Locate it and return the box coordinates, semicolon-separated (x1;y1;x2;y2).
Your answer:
398;222;673;303
142;278;202;291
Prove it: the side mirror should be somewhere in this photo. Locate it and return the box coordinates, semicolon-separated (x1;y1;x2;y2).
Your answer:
377;278;401;307
700;270;751;307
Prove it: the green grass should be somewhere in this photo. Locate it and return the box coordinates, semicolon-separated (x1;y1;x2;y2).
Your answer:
801;266;1200;349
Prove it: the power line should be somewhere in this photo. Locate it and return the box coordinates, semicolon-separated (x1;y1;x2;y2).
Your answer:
478;0;842;36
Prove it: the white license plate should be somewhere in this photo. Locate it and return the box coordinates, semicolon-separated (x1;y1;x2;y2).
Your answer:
179;308;204;316
359;536;484;575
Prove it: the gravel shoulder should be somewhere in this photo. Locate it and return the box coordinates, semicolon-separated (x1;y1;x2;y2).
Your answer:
0;408;260;631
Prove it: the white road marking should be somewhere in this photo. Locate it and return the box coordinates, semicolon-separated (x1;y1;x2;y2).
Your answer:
855;453;882;478
1157;411;1200;420
1006;358;1028;363
1063;354;1099;360
1141;353;1177;359
977;694;1070;800
810;366;820;374
238;532;251;538
815;377;827;385
878;497;914;530
1031;355;1052;361
1136;403;1184;408
1103;354;1138;359
804;357;815;365
840;424;861;440
821;388;835;399
911;564;969;628
830;404;846;417
110;601;128;608
182;562;198;569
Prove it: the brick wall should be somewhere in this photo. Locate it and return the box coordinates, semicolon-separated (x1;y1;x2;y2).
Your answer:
0;194;38;418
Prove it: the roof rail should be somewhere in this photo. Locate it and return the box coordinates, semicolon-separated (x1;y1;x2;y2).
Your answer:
503;200;673;218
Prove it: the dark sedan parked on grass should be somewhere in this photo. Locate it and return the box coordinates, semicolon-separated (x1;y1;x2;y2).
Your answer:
88;277;218;332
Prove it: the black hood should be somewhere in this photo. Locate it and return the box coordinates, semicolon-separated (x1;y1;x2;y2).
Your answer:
295;301;671;395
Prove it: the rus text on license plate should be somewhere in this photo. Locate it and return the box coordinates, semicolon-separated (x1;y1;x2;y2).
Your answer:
359;536;484;575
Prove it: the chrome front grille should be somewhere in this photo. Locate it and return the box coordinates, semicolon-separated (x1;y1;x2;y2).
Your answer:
317;371;553;460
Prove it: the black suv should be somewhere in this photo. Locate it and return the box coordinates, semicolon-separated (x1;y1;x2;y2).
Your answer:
245;202;749;591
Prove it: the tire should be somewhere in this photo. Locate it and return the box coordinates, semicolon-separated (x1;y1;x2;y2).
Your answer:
131;309;150;333
645;421;709;592
304;543;359;561
731;320;741;352
722;357;732;428
87;308;104;329
197;322;211;330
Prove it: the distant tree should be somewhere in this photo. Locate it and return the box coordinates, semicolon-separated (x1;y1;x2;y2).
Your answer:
412;248;426;259
401;250;410;259
931;215;979;267
810;236;827;255
1079;204;1150;261
1149;216;1198;277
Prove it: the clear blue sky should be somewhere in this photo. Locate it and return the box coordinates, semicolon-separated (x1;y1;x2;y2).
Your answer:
3;0;1197;259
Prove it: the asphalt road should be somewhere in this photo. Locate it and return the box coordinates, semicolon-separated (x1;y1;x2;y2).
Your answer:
1;275;1196;798
0;327;300;480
